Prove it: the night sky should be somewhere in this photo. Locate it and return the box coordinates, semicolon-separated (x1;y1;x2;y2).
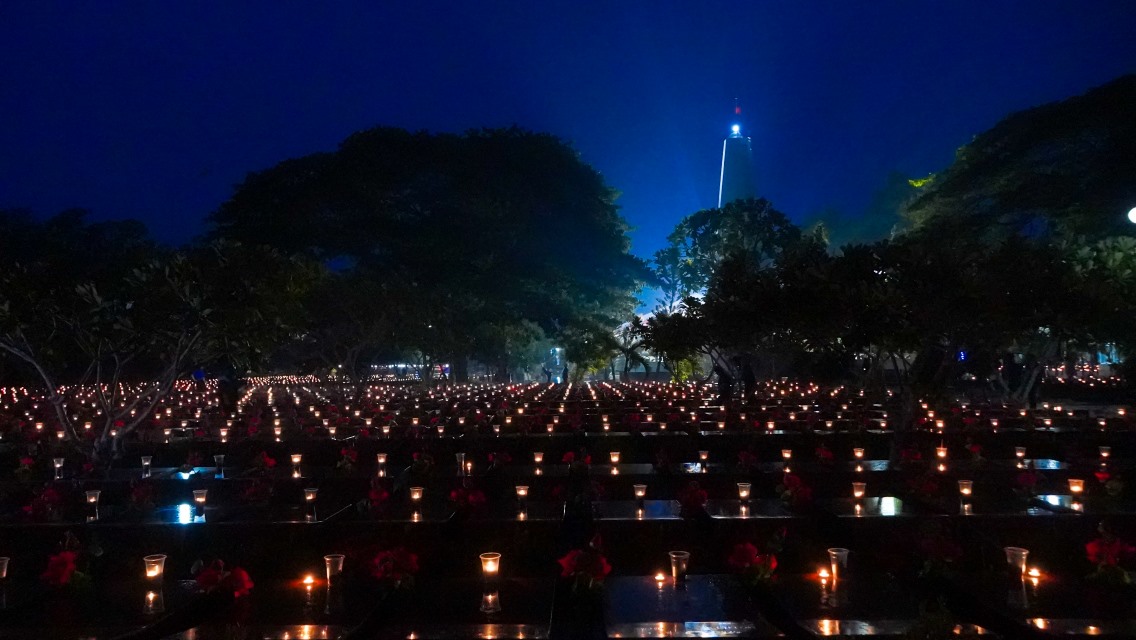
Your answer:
2;2;1135;258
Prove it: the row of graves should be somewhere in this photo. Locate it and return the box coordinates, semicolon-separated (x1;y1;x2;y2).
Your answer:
0;378;1133;638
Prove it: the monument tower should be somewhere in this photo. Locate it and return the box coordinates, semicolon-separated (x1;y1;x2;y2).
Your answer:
717;102;756;207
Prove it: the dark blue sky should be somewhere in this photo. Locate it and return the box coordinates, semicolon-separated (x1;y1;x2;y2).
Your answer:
2;2;1135;258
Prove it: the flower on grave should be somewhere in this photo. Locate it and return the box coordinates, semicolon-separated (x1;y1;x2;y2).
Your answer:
41;532;89;589
195;559;255;598
1086;520;1136;585
42;550;80;587
370;547;419;588
737;450;758;471
678;481;708;516
22;486;64;521
727;542;778;583
777;473;814;507
252;451;277;471
449;486;487;512
558;534;612;592
337;447;358;471
130;480;157;511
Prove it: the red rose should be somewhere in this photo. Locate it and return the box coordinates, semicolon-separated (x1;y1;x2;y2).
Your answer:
18;457;35;467
557;549;612;580
561;452;575;464
1086;538;1136;567
371;548;419;581
222;567;255;598
41;550;79;587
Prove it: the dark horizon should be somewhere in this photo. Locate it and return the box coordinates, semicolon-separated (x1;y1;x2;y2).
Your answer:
2;2;1135;256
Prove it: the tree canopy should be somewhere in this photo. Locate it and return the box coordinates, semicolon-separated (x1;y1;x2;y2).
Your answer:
210;126;649;380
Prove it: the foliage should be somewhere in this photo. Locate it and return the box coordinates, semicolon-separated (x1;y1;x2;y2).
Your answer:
210;127;648;380
903;74;1136;242
0;210;316;457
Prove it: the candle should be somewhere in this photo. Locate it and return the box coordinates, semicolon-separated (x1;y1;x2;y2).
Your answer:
480;552;501;576
86;489;101;505
852;482;866;499
781;449;792;460
1068;479;1084;494
1099;446;1111;459
609;451;620;464
958;480;973;496
143;554;166;583
699;450;709;462
410;486;424;501
737;482;751;500
304;488;319;502
533;451;544;464
1015;447;1026;459
634;484;647;499
193;489;208;505
515;485;529;499
936;446;948;459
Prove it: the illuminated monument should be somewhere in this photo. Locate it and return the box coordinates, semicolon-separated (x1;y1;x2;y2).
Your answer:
717;104;756;207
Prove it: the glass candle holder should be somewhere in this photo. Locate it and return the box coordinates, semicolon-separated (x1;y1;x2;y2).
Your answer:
1068;478;1085;494
852;482;866;499
669;550;691;586
193;489;208;508
324;554;345;585
737;482;751;501
698;450;709;462
1004;547;1029;577
376;452;387;466
1015;447;1026;459
143;554;166;584
609;451;620;464
141;456;152;478
53;457;64;479
1099;446;1111;459
480;552;501;580
717;421;726;430
827;548;849;587
533;451;543;464
304;488;319;503
958;480;973;496
409;486;424;501
936;446;948;459
853;448;865;459
781;449;792;460
219;428;229;442
86;489;101;506
515;485;529;500
634;484;647;500
291;454;303;465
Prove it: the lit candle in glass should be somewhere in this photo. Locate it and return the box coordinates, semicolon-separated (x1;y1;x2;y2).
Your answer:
52;457;64;479
699;450;709;462
304;488;319;503
781;449;792;461
936;446;948;459
1099;446;1111;459
1068;479;1084;494
609;451;620;464
1015;447;1027;459
515;485;529;500
219;428;228;442
193;489;208;506
737;482;751;501
533;451;544;464
143;554;166;583
634;484;647;500
958;480;973;496
410;486;424;502
480;552;501;577
86;489;101;506
140;455;153;477
852;482;866;499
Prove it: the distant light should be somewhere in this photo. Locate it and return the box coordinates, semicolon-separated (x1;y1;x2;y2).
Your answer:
1128;206;1136;224
730;124;740;135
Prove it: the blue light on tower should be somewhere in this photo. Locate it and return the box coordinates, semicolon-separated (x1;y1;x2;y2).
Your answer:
731;124;740;135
